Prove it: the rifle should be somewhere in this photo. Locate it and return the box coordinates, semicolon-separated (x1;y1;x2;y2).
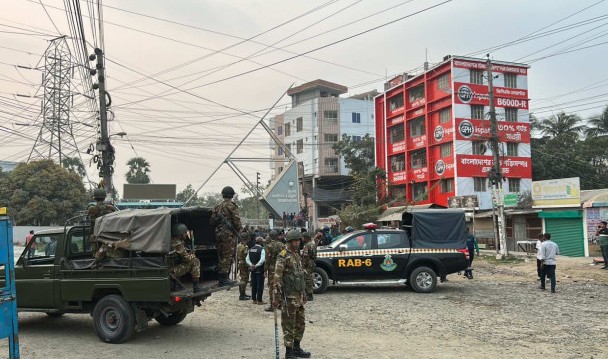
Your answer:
273;307;280;359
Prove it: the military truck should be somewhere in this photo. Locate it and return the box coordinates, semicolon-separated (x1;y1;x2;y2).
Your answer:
4;206;230;343
313;209;470;294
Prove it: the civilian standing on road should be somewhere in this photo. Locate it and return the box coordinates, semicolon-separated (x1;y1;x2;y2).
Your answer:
211;186;240;287
273;229;311;359
539;233;560;293
464;227;479;279
535;233;545;280
246;236;266;304
595;221;608;269
25;229;35;256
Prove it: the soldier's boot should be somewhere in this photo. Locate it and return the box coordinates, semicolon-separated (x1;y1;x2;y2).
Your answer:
192;280;202;293
306;292;313;301
285;347;295;359
293;341;311;358
238;286;251;300
218;273;237;287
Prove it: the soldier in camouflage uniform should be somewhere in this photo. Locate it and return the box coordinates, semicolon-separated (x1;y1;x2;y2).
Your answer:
264;230;285;312
237;234;251;300
273;229;311;359
301;231;318;302
170;223;202;293
210;186;240;287
87;188;117;257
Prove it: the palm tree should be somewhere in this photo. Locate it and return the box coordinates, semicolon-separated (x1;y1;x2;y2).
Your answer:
125;157;151;184
536;111;586;139
585;105;608;138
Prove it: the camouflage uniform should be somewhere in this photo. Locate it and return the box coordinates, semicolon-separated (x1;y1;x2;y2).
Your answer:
237;240;250;298
88;201;117;258
170;236;201;280
211;199;241;276
265;234;285;306
301;234;317;296
274;246;306;349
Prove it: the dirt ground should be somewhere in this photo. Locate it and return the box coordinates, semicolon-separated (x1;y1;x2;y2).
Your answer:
2;252;608;359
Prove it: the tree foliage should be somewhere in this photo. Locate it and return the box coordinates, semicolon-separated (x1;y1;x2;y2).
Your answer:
61;156;86;178
125;157;151;184
0;159;89;225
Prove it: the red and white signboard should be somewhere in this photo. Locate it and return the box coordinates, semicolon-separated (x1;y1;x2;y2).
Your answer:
432;158;455;179
453;59;528;75
408;135;427;149
390;170;406;183
454;82;529;109
388;140;406;155
388;115;404;126
456;155;532;178
454;118;531;143
431;123;454;144
409;167;428;182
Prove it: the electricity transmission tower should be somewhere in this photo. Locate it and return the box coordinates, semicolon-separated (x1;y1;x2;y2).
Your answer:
28;36;81;165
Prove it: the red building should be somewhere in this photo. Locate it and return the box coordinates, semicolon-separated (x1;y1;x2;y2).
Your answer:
375;56;532;210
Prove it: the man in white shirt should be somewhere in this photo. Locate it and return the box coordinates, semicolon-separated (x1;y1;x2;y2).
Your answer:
535;233;544;280
539;233;560;293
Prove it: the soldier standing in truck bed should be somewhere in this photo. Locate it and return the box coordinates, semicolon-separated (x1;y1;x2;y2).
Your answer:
211;186;240;287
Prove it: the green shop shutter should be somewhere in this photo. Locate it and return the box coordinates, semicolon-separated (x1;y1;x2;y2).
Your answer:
544;218;584;257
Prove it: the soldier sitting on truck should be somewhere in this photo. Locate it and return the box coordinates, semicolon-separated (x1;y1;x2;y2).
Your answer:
170;223;202;293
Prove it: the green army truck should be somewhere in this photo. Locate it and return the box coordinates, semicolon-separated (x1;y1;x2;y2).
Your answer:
6;206;229;344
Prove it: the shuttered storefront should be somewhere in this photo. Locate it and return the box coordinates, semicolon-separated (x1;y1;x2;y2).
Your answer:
539;210;584;257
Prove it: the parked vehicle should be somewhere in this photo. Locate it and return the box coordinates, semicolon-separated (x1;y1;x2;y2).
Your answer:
313;209;470;293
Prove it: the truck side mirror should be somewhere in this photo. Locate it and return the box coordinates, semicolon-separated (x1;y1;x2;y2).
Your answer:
339;244;348;252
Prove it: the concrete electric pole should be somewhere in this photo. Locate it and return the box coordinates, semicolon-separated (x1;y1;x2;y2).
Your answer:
486;55;508;258
90;48;115;200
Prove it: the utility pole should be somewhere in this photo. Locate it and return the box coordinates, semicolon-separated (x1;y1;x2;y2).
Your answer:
256;171;261;220
486;55;508;258
91;48;115;200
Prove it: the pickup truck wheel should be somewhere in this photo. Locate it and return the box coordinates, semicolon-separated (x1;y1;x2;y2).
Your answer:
45;311;65;317
313;267;329;294
93;294;136;344
155;311;188;326
409;266;437;293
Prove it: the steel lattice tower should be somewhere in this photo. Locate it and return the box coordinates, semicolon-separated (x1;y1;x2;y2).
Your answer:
28;36;80;164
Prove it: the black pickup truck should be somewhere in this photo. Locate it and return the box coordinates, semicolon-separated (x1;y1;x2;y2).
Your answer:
5;206;231;343
312;209;470;293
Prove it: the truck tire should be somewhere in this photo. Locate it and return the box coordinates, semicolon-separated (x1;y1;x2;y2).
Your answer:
408;266;437;293
155;311;188;326
312;267;329;294
93;294;136;344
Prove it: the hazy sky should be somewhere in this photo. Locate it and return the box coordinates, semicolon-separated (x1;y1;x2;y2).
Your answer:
1;0;607;198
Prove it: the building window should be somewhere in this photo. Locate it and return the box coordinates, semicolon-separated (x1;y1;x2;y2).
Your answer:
409;116;426;137
278;147;284;156
324;110;338;124
409;85;424;103
439;108;451;123
352;112;361;123
437;74;450;93
441;178;454;193
390;123;405;143
471;105;485;119
507;142;518;156
472;141;488;155
474;177;486;192
388;95;404;111
297;139;303;154
324;134;338;142
352;135;362;142
411;149;427;169
391;154;405;172
296;117;303;132
505;108;518;122
440;143;452;158
277;126;283;135
325;158;338;173
470;70;484;85
509;178;521;193
504;73;517;88
412;182;428;200
285;123;291;136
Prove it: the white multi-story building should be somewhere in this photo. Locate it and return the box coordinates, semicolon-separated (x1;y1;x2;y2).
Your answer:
270;79;375;227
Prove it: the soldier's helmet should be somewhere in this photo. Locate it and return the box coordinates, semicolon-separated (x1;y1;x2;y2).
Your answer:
345;226;354;233
93;188;106;200
221;186;235;198
302;231;311;240
322;225;330;232
171;223;189;237
285;229;303;242
269;230;278;239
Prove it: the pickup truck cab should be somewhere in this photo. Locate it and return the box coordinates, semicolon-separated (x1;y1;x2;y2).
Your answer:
313;209;470;293
7;206;230;343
